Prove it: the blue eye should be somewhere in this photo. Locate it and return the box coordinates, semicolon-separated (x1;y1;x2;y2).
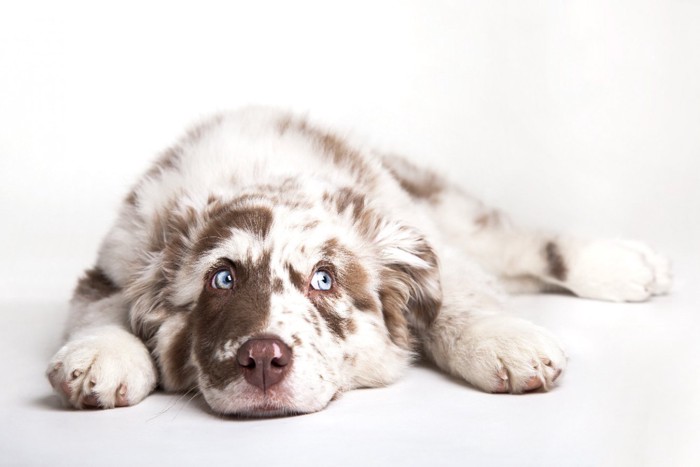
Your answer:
310;270;333;291
211;269;234;290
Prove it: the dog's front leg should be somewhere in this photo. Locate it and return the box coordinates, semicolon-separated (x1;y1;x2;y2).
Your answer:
46;268;157;409
420;255;567;393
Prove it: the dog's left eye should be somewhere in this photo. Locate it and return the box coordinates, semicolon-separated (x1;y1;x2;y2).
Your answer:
310;269;333;291
211;268;235;290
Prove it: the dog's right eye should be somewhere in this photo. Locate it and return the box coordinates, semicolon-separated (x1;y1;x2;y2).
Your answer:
310;269;333;291
210;268;235;290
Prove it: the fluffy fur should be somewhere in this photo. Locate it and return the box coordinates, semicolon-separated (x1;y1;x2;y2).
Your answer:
46;108;671;416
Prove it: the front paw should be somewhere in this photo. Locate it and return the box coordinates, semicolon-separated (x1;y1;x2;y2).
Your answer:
46;328;157;409
567;239;672;302
454;316;567;394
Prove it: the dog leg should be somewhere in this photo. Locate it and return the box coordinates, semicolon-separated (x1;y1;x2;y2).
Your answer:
461;222;672;302
424;182;672;302
420;253;567;393
46;269;157;409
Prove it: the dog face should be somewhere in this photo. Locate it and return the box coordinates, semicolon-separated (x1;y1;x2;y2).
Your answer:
128;185;441;416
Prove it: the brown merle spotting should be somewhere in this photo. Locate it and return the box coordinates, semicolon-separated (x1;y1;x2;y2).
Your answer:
544;241;568;281
74;267;120;302
381;154;444;203
323;188;443;348
159;321;197;391
277;115;379;187
378;238;442;349
192;204;273;258
193;254;273;390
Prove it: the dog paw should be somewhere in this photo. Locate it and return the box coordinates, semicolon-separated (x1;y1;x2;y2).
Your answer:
567;239;672;302
46;328;157;409
454;316;567;394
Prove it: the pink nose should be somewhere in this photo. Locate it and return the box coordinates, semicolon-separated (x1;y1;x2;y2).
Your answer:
236;337;292;391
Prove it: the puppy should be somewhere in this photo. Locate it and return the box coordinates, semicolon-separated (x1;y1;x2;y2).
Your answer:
46;108;671;416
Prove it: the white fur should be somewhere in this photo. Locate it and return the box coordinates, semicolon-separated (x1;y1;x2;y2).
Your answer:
47;108;671;414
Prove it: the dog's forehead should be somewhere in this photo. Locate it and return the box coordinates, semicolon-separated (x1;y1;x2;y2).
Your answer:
197;201;349;269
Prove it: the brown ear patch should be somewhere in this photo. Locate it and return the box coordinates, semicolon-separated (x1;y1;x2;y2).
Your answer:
74;267;120;302
378;233;442;349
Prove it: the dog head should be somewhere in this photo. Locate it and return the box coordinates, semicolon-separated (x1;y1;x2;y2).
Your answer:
127;183;441;416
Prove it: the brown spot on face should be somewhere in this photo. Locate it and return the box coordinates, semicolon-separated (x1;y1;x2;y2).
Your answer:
292;334;302;347
320;238;378;313
544;241;568;281
159;321;197;391
192;254;273;389
304;311;323;337
271;277;284;294
311;296;351;340
286;263;307;292
74;268;120;302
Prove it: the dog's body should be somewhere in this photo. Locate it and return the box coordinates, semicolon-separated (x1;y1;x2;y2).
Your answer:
47;108;671;416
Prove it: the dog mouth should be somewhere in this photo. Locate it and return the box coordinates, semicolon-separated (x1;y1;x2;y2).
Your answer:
201;382;331;418
224;402;305;419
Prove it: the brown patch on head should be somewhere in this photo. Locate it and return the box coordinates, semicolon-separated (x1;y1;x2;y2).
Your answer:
277;116;378;186
74;268;120;302
381;155;443;203
544;242;568;281
192;205;273;258
324;188;367;221
192;254;273;390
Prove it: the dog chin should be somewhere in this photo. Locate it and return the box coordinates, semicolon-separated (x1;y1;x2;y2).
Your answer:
202;386;332;418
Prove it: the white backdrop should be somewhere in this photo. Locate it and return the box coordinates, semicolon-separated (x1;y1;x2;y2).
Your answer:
1;1;699;466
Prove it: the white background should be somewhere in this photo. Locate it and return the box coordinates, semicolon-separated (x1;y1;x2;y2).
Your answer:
1;1;698;466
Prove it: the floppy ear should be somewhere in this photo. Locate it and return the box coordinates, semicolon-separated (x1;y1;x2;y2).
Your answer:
326;188;442;348
372;221;442;348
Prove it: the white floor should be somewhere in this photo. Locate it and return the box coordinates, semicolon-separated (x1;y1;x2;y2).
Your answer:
2;263;698;466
